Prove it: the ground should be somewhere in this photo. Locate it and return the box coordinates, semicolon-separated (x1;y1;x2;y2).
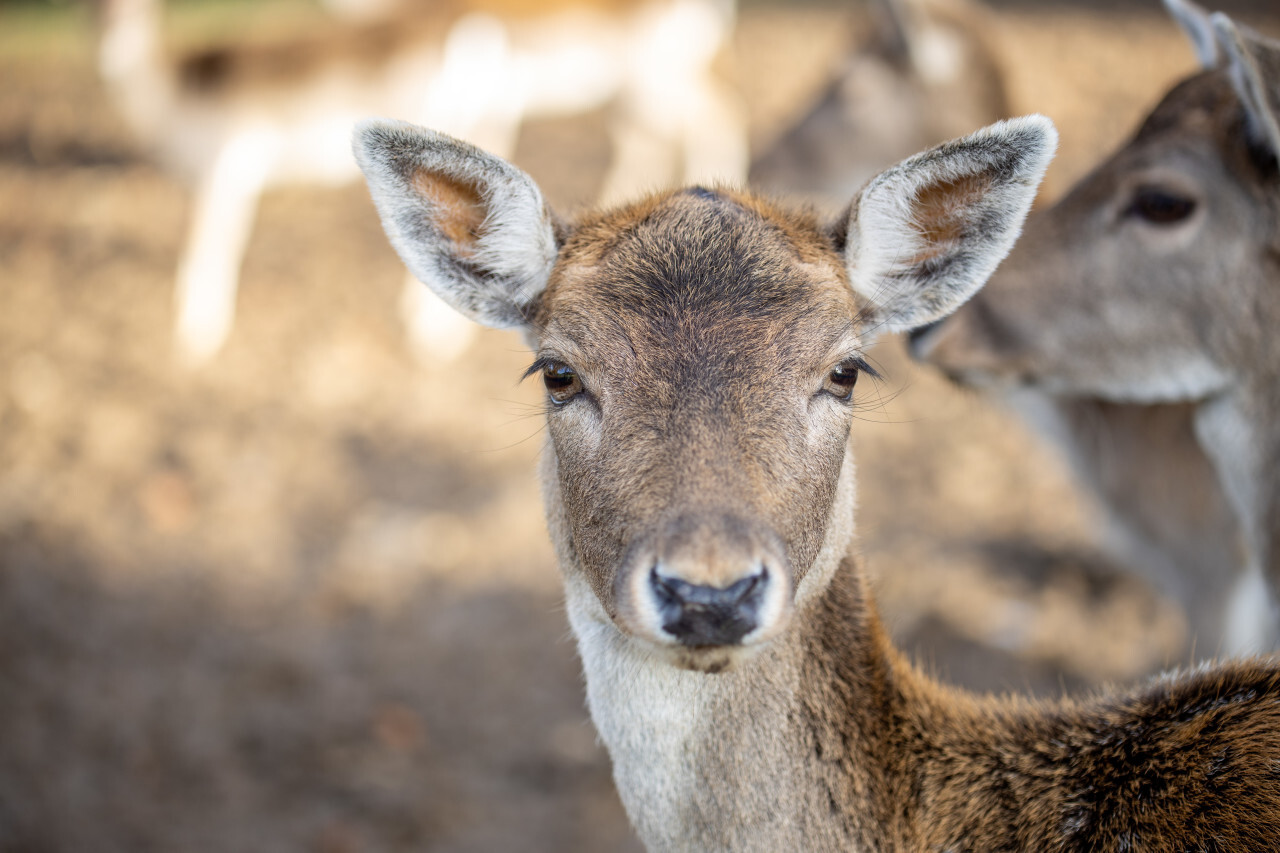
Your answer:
1;1;1277;850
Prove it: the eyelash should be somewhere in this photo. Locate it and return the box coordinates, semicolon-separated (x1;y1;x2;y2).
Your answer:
523;356;882;406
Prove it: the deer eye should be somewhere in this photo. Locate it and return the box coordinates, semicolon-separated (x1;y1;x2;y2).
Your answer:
1128;187;1197;225
822;359;864;402
541;361;583;405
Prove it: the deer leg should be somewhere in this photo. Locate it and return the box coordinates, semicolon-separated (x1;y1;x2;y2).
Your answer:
674;73;748;189
174;131;273;365
598;110;679;208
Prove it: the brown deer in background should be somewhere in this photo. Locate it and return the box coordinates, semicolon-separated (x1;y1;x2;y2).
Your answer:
750;0;1011;206
96;0;746;364
352;114;1280;851
749;0;1240;662
915;0;1278;655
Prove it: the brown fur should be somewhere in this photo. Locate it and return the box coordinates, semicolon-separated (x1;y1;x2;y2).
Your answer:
414;171;487;252
534;188;858;623
803;561;1280;851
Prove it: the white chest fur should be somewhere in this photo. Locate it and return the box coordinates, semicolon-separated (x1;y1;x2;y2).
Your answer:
563;576;856;852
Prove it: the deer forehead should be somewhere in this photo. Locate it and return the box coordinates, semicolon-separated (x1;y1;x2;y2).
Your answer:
535;188;862;381
1135;69;1271;177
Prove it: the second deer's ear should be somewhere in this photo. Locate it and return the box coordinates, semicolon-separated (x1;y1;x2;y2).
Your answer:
837;115;1056;336
1165;0;1221;70
353;119;560;330
1214;14;1280;162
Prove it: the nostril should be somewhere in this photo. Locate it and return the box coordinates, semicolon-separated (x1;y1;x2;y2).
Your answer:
650;566;770;647
724;572;763;604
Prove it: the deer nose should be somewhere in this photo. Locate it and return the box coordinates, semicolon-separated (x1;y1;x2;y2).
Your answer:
650;566;770;647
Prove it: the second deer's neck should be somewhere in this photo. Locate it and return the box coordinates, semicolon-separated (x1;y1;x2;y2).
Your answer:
564;561;908;852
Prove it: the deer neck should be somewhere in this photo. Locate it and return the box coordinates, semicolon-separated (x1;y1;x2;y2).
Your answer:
545;447;913;851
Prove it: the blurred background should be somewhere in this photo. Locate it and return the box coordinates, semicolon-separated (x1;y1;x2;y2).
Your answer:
2;0;1278;850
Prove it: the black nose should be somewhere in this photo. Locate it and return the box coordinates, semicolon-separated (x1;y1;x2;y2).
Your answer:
650;567;769;647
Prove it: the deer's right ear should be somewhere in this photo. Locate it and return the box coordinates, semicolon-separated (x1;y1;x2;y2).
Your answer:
353;119;559;330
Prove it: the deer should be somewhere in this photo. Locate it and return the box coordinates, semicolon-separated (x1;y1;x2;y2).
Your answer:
912;0;1280;657
352;111;1280;850
95;0;746;365
748;0;1242;663
749;0;1011;208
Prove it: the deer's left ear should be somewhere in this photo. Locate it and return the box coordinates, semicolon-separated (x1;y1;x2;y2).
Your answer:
1214;14;1280;162
836;115;1056;336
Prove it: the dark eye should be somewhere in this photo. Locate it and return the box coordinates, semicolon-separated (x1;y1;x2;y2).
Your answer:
823;360;862;402
541;361;583;405
1128;187;1197;225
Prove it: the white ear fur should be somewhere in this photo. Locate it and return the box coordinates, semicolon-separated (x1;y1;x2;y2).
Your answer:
1165;0;1221;70
1214;14;1280;160
353;118;558;329
842;114;1057;336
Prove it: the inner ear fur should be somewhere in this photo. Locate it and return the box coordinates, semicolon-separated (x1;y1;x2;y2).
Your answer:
909;170;996;265
412;170;488;258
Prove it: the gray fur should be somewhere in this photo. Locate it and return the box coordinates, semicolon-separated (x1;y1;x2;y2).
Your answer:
1165;0;1222;69
1215;13;1280;157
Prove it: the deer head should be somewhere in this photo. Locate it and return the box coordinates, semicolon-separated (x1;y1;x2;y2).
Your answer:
914;1;1280;404
354;116;1054;674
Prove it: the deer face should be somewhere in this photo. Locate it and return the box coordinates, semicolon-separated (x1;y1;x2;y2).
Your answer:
914;7;1280;405
531;190;866;668
354;115;1055;671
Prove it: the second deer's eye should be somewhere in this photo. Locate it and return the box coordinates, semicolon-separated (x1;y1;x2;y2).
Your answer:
1128;187;1197;225
542;362;583;405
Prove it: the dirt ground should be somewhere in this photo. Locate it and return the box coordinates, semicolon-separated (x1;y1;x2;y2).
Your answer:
2;1;1278;850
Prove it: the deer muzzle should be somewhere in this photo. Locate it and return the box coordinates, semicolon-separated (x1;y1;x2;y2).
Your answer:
614;512;794;665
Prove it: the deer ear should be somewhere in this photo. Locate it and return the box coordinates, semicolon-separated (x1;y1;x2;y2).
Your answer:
1214;14;1280;161
353;119;559;330
838;115;1056;336
1165;0;1221;69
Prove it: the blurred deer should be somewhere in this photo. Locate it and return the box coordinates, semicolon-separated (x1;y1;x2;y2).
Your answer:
914;0;1279;655
95;0;746;365
352;114;1280;852
749;0;1011;206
